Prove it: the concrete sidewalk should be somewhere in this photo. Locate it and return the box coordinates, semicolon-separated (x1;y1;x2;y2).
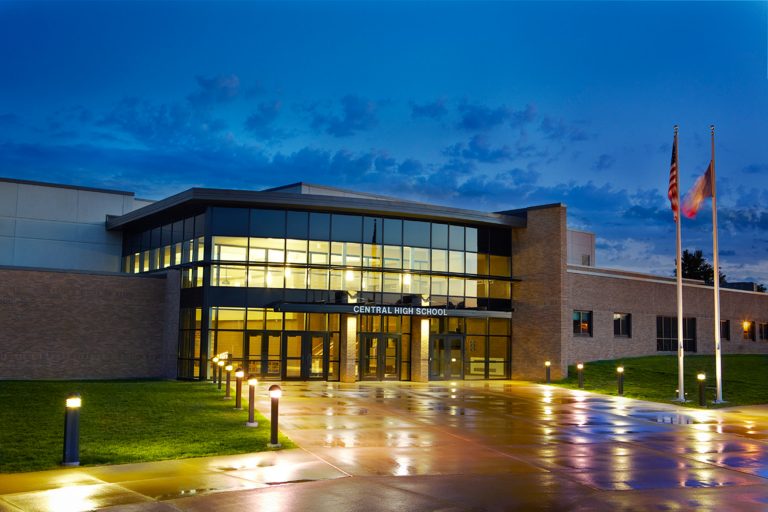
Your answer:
2;381;768;511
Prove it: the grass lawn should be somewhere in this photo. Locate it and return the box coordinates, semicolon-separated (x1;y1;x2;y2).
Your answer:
554;354;768;408
0;380;294;473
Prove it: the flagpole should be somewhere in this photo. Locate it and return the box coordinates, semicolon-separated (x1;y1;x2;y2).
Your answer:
711;124;724;403
674;125;686;402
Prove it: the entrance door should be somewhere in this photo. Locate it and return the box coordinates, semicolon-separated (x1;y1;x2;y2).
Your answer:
430;334;464;380
360;334;400;381
284;332;327;380
246;331;282;379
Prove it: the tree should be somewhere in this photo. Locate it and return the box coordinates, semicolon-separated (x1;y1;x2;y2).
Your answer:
674;249;726;285
757;283;766;293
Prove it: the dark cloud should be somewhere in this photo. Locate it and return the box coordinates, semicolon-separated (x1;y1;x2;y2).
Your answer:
410;99;448;120
309;94;378;137
743;163;768;174
539;116;591;142
99;97;229;150
509;104;537;128
593;153;615;171
244;100;282;139
444;135;514;163
456;102;536;132
187;74;241;107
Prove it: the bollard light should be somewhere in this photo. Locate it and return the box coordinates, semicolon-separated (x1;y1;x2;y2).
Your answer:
62;393;81;466
246;376;259;427
576;363;584;389
268;384;282;448
224;364;234;399
211;356;220;384
217;360;225;390
616;366;625;396
234;367;245;410
697;372;707;407
544;361;551;384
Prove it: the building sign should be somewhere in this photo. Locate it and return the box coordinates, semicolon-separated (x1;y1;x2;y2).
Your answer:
352;305;447;316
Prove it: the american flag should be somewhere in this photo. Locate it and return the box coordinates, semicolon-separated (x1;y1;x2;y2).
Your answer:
668;135;679;221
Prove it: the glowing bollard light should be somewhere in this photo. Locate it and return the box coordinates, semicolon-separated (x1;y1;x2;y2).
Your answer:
211;356;220;384
224;364;234;400
62;394;81;466
234;368;245;410
268;384;282;448
246;376;259;427
217;360;225;390
617;366;625;396
545;361;551;384
697;373;707;407
577;363;584;389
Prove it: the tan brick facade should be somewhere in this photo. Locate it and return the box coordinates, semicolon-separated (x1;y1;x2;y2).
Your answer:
0;267;179;380
567;267;768;366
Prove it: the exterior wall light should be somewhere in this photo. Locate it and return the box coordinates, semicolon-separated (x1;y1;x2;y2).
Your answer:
246;377;259;427
62;393;81;466
576;363;584;389
234;368;245;410
268;384;282;448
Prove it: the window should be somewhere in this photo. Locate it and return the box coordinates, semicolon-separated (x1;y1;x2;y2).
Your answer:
743;321;756;341
613;313;631;337
573;310;592;336
720;320;730;341
759;323;768;341
657;316;697;352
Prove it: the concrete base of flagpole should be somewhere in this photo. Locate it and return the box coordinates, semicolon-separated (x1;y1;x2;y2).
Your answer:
712;400;727;404
246;421;259;427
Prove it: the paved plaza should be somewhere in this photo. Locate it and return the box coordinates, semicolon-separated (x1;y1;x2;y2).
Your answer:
2;381;768;511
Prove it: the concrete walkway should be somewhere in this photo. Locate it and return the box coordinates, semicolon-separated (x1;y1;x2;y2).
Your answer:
2;381;768;511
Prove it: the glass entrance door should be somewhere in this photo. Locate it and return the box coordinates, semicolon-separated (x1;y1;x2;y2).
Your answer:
430;334;464;380
360;334;400;381
247;331;282;379
284;332;327;380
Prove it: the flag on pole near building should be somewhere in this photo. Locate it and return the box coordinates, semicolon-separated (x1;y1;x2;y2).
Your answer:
682;161;714;219
668;137;679;221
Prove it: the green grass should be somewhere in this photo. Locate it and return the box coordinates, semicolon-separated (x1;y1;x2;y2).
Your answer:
0;380;294;473
554;354;768;408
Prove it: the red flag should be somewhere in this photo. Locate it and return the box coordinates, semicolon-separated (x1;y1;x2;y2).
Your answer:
682;161;713;219
668;136;679;221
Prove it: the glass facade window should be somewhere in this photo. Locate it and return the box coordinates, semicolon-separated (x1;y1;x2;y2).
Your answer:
404;247;429;270
286;239;308;264
431;249;447;272
249;238;284;263
657;316;697;351
573;310;592;336
383;245;402;269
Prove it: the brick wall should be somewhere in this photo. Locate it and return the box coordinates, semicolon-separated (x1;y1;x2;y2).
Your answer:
511;205;568;379
567;267;768;365
0;267;179;380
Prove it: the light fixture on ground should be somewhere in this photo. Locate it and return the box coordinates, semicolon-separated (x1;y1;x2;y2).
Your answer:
62;393;81;466
217;360;225;390
246;376;259;427
224;364;233;399
268;384;282;448
697;373;707;407
211;356;220;384
616;366;624;395
544;360;551;384
234;367;244;410
577;363;584;389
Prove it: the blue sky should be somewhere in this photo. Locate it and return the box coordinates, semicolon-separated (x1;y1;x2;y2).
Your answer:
1;1;767;282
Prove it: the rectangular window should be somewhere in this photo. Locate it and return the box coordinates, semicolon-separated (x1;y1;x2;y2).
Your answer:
308;241;329;265
743;320;756;341
212;236;248;261
286;239;308;264
308;268;329;290
431;249;448;272
613;313;631;337
449;251;465;273
656;316;697;351
720;320;730;341
759;323;768;341
382;272;401;293
573;310;592;336
284;267;307;289
382;245;402;269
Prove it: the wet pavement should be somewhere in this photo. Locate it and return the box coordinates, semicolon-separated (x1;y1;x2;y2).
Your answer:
3;381;768;511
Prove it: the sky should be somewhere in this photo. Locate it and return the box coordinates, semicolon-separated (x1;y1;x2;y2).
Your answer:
1;1;767;283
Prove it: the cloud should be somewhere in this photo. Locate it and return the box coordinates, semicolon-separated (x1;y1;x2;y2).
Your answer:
309;94;378;137
187;74;241;107
444;135;515;163
539;116;591;142
743;163;768;174
410;99;448;120
244;100;282;139
456;102;536;132
593;153;615;171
